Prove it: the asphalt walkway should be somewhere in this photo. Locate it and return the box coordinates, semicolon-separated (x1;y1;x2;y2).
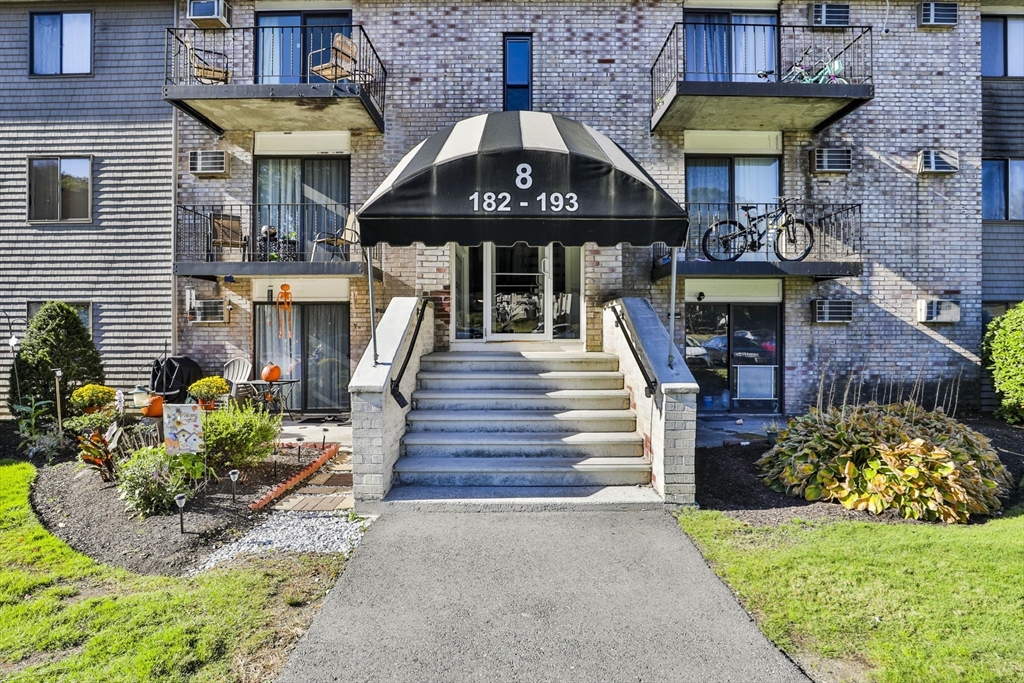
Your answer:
277;510;809;683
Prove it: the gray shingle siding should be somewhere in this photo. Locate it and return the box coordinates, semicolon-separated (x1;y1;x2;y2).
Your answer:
0;0;175;417
982;221;1024;302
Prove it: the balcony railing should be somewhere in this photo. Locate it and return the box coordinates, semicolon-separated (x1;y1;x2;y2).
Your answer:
655;201;862;265
176;203;372;264
165;24;386;115
652;22;872;116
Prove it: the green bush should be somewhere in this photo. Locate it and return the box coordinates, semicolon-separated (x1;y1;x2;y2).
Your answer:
984;302;1024;424
757;401;1013;524
201;402;281;469
63;407;119;436
117;446;194;517
8;302;104;415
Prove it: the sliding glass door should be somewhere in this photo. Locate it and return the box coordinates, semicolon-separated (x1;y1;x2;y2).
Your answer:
685;12;777;82
686;156;779;258
255;303;350;412
257;12;351;84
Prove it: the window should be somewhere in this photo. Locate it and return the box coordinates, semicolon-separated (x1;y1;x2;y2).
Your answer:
504;35;532;111
28;157;91;221
983;159;1024;221
982;16;1024;77
30;12;91;75
27;301;93;337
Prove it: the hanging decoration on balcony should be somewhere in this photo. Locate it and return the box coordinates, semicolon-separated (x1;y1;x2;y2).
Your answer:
276;284;293;339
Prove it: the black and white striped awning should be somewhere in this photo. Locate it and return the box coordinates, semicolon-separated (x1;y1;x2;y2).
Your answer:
357;111;688;247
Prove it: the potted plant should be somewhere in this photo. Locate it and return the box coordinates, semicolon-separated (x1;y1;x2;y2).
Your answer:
188;376;231;411
70;384;116;414
762;420;782;445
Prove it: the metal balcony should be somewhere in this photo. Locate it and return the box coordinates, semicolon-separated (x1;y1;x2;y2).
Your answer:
173;203;380;278
651;23;873;132
164;25;386;134
652;202;863;280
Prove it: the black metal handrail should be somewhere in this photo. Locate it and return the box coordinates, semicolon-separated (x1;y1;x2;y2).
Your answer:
610;304;657;399
165;24;386;115
654;201;862;264
390;299;430;408
652;22;873;117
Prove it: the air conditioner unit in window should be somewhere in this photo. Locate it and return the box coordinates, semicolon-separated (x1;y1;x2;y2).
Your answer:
189;150;229;176
188;0;232;28
189;299;227;324
811;3;851;27
812;299;853;323
918;2;958;27
811;148;853;173
917;150;958;174
917;299;960;323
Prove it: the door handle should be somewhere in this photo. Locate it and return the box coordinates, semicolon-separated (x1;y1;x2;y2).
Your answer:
541;258;550;276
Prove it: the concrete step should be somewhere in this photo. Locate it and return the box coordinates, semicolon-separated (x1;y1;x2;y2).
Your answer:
419;351;619;373
411;389;630;411
402;431;644;458
381;485;664;511
393;456;652;487
405;409;637;433
417;371;624;391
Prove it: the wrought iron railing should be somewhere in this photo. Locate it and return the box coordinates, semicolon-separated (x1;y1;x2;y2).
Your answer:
165;25;386;115
176;203;381;264
654;202;862;265
652;23;872;116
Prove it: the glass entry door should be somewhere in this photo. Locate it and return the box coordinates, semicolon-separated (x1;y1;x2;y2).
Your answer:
453;242;582;342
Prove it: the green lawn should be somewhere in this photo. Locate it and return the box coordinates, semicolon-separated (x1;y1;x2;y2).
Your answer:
679;507;1024;683
0;460;346;682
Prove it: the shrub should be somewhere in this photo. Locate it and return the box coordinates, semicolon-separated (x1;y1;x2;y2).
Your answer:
70;384;116;411
201;402;281;469
8;302;104;415
984;302;1024;424
21;429;73;464
117;446;194;518
188;376;230;402
63;406;119;436
757;401;1013;524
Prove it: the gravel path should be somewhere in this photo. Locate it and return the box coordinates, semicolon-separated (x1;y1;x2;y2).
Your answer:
198;511;370;572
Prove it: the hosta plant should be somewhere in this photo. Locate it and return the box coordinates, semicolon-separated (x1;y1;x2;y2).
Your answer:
757;401;1013;524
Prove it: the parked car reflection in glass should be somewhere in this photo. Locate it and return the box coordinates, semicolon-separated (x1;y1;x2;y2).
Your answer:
685;336;712;367
701;334;773;365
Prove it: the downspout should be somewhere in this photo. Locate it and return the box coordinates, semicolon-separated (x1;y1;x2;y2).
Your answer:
667;247;677;369
170;0;180;356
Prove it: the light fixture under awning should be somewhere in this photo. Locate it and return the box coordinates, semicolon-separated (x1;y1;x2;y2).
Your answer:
357;111;688;247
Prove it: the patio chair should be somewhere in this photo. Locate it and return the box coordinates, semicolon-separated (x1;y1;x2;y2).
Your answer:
181;36;230;85
308;32;359;82
211;213;245;262
222;357;253;403
311;211;359;262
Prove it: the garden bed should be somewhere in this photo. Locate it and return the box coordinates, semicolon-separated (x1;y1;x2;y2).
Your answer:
29;444;338;576
695;417;1023;527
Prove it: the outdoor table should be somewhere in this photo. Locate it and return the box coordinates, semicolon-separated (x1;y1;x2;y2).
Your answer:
242;378;300;417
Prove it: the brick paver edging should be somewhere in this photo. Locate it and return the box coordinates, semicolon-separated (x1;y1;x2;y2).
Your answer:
250;444;341;510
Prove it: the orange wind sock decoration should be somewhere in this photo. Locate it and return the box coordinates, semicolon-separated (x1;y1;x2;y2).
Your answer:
277;283;293;339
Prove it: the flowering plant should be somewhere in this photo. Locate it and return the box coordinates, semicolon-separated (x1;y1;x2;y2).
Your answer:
188;376;231;401
70;384;116;410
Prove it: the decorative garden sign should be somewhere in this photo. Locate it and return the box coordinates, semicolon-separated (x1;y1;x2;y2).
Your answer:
164;404;204;454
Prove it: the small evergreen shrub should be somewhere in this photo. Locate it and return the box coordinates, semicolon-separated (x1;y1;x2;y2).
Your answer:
201;402;281;469
757;401;1013;524
70;384;116;411
8;302;104;415
117;446;193;517
984;302;1024;424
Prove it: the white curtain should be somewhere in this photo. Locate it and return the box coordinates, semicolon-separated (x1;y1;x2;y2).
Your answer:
734;157;780;259
731;14;776;83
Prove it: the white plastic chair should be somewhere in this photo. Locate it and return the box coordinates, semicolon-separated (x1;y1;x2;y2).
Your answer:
222;357;253;403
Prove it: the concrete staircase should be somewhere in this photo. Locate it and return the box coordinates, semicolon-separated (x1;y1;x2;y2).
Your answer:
392;351;653;492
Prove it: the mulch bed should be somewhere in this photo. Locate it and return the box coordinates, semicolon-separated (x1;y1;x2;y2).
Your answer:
28;444;335;576
695;416;1024;527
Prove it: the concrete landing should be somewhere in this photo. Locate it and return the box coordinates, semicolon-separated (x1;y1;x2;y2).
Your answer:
380;484;665;511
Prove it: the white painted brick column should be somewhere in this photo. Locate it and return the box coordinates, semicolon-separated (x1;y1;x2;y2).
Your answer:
349;297;434;507
603;298;699;506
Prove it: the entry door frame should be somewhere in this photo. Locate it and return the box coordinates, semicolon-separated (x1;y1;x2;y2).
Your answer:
483;243;553;341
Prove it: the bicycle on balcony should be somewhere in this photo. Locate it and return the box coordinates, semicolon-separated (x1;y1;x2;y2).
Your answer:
701;197;815;262
758;47;848;85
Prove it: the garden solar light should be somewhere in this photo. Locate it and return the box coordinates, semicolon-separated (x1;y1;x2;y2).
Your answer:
229;469;240;503
175;494;187;534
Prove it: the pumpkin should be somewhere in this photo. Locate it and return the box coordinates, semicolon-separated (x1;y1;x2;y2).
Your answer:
261;363;281;382
141;395;163;418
